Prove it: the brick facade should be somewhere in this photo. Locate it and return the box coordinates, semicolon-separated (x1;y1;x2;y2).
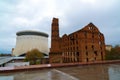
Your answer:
50;18;105;63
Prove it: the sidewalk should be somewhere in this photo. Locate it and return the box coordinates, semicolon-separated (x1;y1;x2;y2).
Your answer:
0;60;120;73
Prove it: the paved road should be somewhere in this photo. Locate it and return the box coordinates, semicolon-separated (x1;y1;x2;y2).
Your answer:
1;64;120;80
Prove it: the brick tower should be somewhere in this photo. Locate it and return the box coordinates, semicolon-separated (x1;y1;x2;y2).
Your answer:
50;18;62;63
50;18;60;52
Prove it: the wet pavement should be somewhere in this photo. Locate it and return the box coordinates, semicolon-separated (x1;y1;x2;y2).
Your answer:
0;64;120;80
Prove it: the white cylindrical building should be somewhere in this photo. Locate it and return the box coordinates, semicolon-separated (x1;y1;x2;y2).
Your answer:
13;30;49;56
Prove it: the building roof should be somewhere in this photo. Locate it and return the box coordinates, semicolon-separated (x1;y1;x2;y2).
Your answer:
16;30;48;37
62;22;101;37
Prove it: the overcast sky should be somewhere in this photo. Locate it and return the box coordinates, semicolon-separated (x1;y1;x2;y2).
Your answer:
0;0;120;53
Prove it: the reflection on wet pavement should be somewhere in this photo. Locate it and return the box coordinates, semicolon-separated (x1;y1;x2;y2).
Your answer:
108;65;120;80
0;64;120;80
57;64;109;80
0;69;78;80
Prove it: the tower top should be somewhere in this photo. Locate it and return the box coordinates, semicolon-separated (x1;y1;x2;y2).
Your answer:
52;18;59;23
53;17;58;20
52;18;59;26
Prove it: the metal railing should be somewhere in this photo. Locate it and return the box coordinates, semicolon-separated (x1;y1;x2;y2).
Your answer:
0;57;14;65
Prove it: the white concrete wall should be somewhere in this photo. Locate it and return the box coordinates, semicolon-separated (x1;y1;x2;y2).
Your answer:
13;35;49;56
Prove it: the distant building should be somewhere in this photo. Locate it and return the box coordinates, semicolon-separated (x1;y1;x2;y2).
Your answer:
12;30;49;57
50;18;105;63
106;45;112;51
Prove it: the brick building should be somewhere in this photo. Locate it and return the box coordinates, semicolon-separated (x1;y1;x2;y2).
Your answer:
50;18;105;63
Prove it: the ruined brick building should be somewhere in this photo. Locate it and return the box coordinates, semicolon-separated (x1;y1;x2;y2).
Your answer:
50;18;105;63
